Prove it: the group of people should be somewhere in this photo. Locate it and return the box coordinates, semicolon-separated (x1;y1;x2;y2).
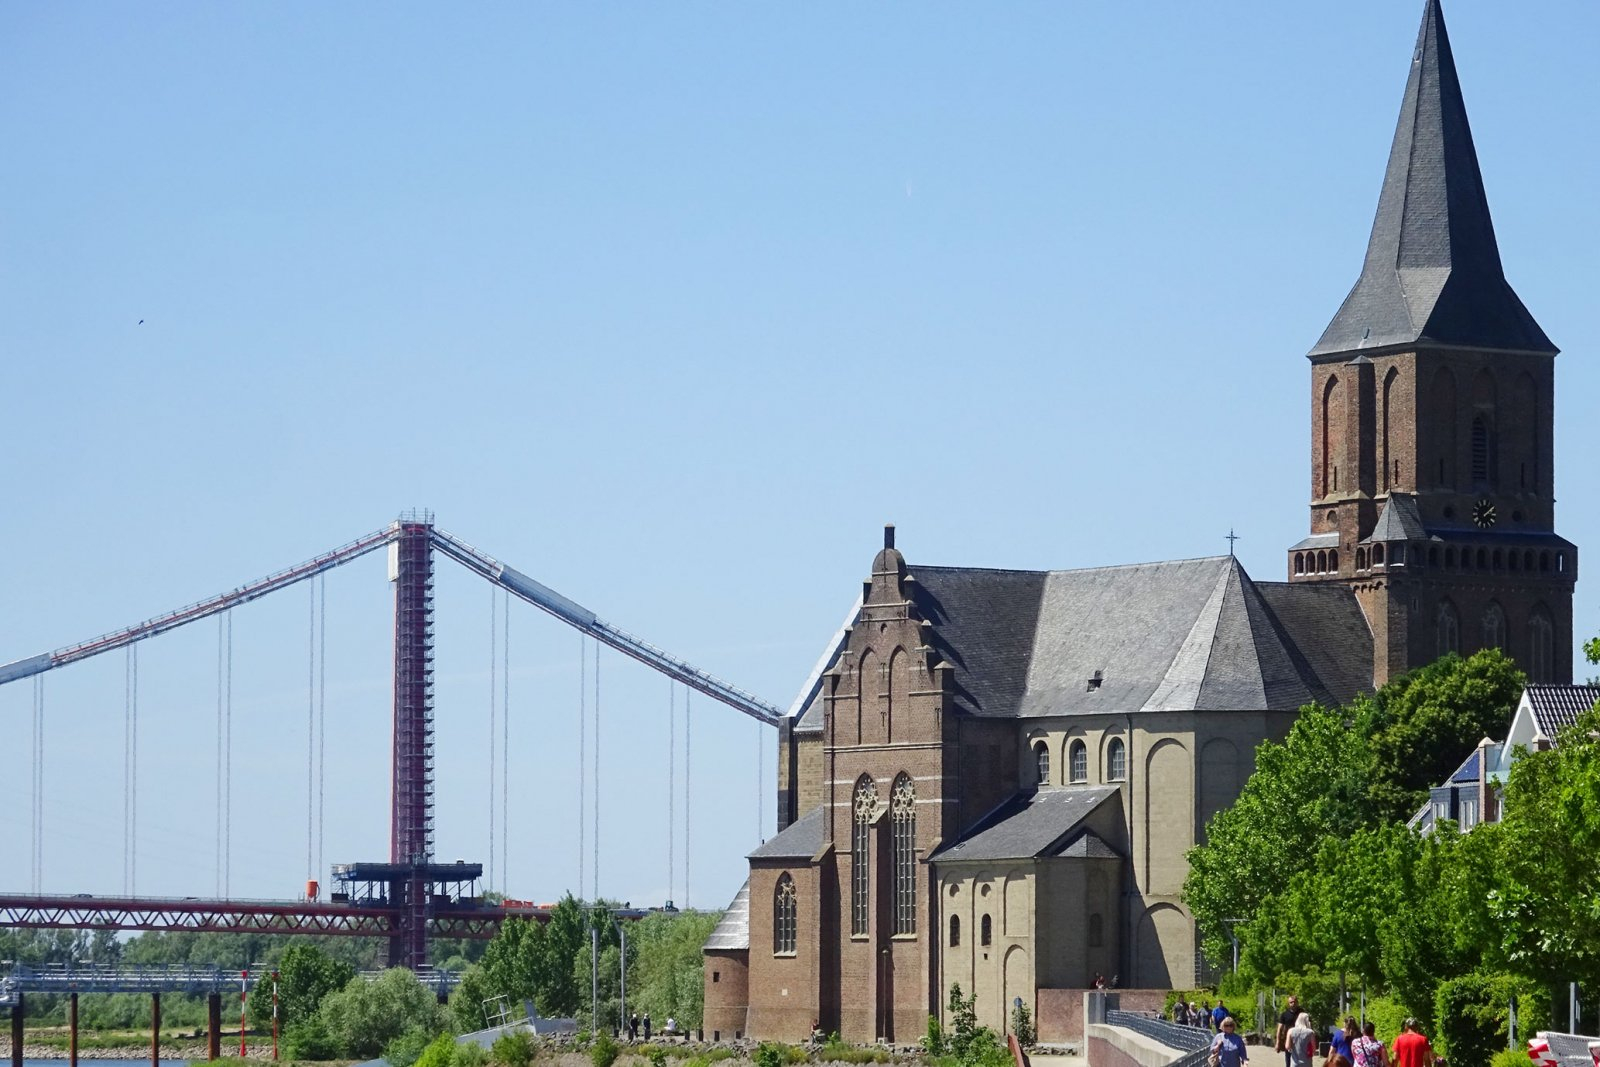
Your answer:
1204;993;1439;1067
1173;998;1233;1030
624;1013;680;1041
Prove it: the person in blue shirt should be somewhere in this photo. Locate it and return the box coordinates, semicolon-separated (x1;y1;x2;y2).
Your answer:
1329;1017;1357;1065
1213;1001;1230;1029
1212;1016;1249;1067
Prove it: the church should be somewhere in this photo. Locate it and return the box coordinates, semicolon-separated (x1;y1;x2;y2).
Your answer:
702;0;1579;1044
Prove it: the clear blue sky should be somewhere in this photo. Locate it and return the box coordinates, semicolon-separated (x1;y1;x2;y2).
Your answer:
2;2;1597;913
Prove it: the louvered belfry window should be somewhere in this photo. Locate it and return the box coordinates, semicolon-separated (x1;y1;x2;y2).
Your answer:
891;774;917;935
773;873;797;955
852;776;877;936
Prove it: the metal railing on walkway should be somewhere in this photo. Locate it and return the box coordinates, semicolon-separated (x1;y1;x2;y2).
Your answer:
1105;1010;1213;1067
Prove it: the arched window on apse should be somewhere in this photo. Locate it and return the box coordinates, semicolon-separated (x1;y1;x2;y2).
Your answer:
1482;603;1506;651
773;873;797;955
1383;367;1399;490
851;776;877;936
1107;737;1127;782
949;914;960;948
1437;600;1460;658
891;774;917;935
1033;741;1050;786
1069;740;1088;784
980;914;992;947
1322;375;1343;498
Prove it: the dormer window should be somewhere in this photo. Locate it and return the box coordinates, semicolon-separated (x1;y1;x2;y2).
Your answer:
1086;670;1104;693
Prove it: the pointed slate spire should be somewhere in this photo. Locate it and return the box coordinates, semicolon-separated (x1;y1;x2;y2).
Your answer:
1310;0;1556;358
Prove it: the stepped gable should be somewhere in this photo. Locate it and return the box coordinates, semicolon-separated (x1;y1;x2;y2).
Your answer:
1310;0;1555;358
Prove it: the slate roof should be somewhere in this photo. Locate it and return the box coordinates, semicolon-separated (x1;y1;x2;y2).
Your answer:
1525;685;1600;738
790;556;1372;727
1310;0;1555;358
748;806;824;860
703;880;750;952
1366;494;1430;542
935;786;1120;862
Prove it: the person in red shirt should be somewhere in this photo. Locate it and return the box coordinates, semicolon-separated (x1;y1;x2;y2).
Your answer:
1391;1018;1434;1067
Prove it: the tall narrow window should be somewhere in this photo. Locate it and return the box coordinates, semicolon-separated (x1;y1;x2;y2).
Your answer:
1069;739;1088;783
1107;737;1127;782
1472;415;1491;483
852;776;877;936
1482;603;1506;650
892;774;917;935
949;914;961;947
1033;741;1050;785
1528;608;1555;683
773;873;797;955
980;914;992;947
1437;600;1460;658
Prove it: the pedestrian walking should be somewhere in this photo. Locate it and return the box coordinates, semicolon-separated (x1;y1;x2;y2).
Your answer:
1213;1001;1231;1029
1276;996;1302;1067
630;1013;640;1042
1211;1017;1249;1067
1288;1013;1319;1067
1327;1017;1356;1066
1391;1019;1433;1067
1352;1022;1388;1067
643;1013;652;1041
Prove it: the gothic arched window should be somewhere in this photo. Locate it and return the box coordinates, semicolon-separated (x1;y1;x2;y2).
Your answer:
1483;603;1506;651
1107;737;1127;782
891;774;917;935
1528;608;1555;683
773;873;797;955
949;914;960;947
851;776;877;936
1068;740;1088;783
1437;600;1460;658
1033;741;1050;786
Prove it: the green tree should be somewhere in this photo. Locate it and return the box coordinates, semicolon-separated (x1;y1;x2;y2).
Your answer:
627;909;721;1032
1490;702;1600;991
319;967;446;1059
247;943;356;1034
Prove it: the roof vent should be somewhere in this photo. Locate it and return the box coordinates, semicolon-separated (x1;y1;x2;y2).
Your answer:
884;524;896;550
1087;670;1104;693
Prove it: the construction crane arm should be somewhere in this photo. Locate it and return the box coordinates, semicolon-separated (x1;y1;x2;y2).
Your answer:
0;525;402;686
430;527;783;726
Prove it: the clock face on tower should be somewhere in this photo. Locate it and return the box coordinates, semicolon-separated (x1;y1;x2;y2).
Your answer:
1473;499;1498;529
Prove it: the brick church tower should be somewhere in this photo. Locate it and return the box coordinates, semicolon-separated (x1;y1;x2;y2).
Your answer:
1287;0;1577;685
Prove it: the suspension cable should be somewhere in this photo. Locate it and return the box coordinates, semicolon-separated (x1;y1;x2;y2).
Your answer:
757;720;763;843
501;592;509;898
32;675;43;894
217;615;225;897
317;572;326;886
224;610;233;898
684;684;691;909
307;580;316;888
130;642;139;895
488;586;497;892
578;634;586;902
593;642;600;899
668;680;675;907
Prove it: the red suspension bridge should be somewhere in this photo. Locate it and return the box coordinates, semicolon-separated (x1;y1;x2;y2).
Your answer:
0;513;785;970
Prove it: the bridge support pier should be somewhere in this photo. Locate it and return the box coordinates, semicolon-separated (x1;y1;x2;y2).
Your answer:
10;993;22;1067
69;993;78;1067
207;993;222;1061
150;992;161;1067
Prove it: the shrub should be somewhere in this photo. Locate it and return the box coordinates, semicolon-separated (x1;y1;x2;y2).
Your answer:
1364;997;1410;1045
754;1043;786;1067
1434;974;1551;1067
590;1032;620;1067
1010;1001;1036;1048
1492;1052;1529;1067
413;1034;460;1067
492;1029;537;1067
458;1043;490;1067
649;1048;670;1067
283;1014;340;1061
926;1015;946;1056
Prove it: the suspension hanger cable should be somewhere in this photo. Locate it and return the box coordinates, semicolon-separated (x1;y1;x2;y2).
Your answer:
224;610;233;899
757;720;763;843
593;642;600;900
578;633;586;902
32;675;43;894
668;679;675;907
307;580;316;888
130;641;138;895
124;646;132;895
684;683;691;909
217;615;225;897
489;586;497;892
318;573;327;885
501;592;509;898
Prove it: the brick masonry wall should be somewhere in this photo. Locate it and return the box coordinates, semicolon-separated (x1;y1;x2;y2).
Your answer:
704;950;750;1042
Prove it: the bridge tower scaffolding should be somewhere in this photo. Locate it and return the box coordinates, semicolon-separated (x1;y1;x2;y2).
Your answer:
390;517;436;969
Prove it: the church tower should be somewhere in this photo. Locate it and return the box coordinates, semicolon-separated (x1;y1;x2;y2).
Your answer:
1287;0;1577;685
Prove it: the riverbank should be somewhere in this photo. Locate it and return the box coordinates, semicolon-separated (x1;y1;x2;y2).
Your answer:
0;1040;279;1061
